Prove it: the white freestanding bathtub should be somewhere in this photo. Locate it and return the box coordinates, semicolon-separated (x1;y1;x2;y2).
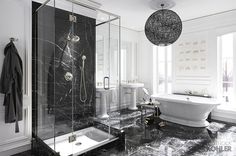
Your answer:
154;94;220;127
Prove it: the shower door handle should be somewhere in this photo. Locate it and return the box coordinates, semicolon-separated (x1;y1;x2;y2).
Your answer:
104;77;110;90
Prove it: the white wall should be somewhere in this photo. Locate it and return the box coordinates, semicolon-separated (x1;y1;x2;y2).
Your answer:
137;10;236;123
0;0;32;155
172;29;216;97
173;10;236;123
172;10;236;98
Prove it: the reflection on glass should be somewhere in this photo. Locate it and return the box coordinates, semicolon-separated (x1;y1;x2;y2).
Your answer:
121;49;127;81
167;46;172;94
121;41;136;82
153;45;172;94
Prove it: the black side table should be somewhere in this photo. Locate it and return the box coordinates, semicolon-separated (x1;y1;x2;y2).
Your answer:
138;101;160;124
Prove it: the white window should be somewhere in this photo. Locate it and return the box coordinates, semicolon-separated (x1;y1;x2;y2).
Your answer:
218;32;236;109
152;45;172;95
121;49;127;81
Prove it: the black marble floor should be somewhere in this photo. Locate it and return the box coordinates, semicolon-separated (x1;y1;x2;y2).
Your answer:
94;118;236;156
94;108;155;129
13;118;236;156
13;151;34;156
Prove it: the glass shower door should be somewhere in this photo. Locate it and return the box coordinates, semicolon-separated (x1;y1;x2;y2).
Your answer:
96;19;111;120
53;1;75;155
33;0;121;155
33;1;76;155
96;13;120;129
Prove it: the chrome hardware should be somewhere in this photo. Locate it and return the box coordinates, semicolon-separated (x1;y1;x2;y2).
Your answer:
69;14;77;23
68;135;76;143
64;72;73;81
103;77;110;90
9;37;18;42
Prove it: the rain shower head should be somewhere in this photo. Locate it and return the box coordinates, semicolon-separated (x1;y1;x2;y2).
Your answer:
67;32;80;43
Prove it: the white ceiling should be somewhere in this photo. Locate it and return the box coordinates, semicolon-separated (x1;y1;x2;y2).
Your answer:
93;0;236;31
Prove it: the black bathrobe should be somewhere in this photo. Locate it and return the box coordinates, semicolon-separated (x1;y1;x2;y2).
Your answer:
0;41;23;133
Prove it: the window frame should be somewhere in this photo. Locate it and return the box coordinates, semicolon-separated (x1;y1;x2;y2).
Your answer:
217;32;236;109
152;45;172;95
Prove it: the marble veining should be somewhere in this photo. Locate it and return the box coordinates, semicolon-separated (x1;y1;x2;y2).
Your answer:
94;109;154;129
92;120;236;156
15;120;236;156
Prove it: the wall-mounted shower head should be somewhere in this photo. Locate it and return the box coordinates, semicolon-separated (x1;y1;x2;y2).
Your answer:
80;54;87;103
82;55;86;69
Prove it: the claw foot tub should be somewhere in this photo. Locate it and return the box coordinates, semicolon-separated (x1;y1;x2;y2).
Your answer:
153;94;220;127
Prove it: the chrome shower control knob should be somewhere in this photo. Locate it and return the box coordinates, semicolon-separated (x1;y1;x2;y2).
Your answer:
64;72;73;81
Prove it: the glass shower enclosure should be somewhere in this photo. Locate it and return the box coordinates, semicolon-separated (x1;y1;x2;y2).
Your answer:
32;0;122;155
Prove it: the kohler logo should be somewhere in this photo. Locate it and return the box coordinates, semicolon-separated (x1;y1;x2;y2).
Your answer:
207;141;232;152
208;145;231;152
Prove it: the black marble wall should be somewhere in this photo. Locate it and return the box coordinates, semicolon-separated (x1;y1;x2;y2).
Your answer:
32;2;96;140
52;5;96;129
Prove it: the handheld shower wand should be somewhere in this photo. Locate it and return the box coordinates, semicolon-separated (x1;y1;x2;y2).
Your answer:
82;55;86;68
80;55;87;104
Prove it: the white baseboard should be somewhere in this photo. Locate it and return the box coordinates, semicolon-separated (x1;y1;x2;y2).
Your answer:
212;109;236;124
0;143;30;156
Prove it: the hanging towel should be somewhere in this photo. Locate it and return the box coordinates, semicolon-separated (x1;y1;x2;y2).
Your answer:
0;41;23;133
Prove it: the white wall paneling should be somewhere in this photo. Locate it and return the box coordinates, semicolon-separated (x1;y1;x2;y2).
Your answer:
0;0;32;155
172;31;213;96
174;33;209;77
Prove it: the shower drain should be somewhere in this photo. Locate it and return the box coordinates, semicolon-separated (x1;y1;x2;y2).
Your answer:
75;142;82;146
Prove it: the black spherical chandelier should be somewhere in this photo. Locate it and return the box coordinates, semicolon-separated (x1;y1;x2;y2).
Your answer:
145;2;182;46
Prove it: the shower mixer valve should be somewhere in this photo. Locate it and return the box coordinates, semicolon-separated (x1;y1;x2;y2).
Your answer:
64;72;73;81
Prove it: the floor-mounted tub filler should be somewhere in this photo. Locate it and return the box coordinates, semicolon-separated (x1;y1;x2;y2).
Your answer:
44;127;118;156
154;94;220;127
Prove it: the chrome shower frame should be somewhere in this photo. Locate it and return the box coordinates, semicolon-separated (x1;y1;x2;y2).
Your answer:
36;0;121;107
34;0;121;155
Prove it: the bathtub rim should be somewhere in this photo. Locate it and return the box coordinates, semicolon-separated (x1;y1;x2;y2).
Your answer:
152;94;221;105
